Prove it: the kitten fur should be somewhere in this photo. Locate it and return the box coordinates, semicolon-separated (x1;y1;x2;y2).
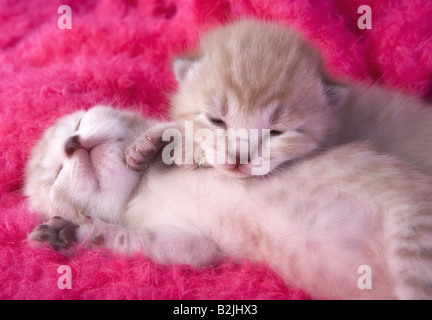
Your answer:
170;20;432;177
26;106;432;299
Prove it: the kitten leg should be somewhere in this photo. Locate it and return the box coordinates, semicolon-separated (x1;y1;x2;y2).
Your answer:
150;228;221;267
389;237;432;299
30;216;220;267
386;205;432;299
29;216;150;252
125;122;178;171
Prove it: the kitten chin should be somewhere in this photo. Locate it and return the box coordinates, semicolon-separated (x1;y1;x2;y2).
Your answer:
170;19;432;176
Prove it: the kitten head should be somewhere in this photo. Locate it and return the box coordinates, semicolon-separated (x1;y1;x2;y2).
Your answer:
170;20;348;177
24;106;147;223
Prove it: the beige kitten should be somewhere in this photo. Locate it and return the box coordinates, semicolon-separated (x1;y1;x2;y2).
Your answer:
170;20;432;176
26;106;432;299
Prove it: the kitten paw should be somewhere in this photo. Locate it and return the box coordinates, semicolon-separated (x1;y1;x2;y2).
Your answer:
125;122;178;171
29;216;79;251
125;135;158;171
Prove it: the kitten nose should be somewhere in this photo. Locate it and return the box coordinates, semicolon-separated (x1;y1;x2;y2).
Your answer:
65;135;81;157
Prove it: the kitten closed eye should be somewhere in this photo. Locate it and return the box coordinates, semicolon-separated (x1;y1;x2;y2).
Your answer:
270;129;284;137
209;117;226;127
75;118;82;131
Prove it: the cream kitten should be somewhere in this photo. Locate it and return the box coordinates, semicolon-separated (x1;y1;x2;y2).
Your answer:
26;106;432;299
170;20;432;177
24;106;150;225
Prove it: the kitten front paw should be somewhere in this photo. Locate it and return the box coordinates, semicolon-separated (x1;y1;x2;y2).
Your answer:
125;122;178;171
125;135;158;171
29;216;79;251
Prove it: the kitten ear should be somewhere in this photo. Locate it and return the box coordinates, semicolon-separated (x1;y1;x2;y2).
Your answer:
324;83;350;109
172;56;198;83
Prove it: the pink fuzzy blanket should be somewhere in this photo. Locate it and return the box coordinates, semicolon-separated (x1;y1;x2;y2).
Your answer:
1;0;431;300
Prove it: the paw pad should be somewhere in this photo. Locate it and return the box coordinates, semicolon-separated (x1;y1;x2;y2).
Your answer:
29;216;79;251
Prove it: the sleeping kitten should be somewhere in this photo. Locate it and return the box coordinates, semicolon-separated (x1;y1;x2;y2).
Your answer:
26;106;432;299
170;20;432;176
24;106;150;224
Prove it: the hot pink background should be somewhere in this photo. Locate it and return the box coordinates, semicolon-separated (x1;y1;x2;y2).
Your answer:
1;0;431;299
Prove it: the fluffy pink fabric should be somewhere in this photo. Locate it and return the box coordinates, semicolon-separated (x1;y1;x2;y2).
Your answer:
1;0;431;300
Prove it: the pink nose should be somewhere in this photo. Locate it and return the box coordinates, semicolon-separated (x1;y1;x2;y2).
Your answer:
65;135;81;157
